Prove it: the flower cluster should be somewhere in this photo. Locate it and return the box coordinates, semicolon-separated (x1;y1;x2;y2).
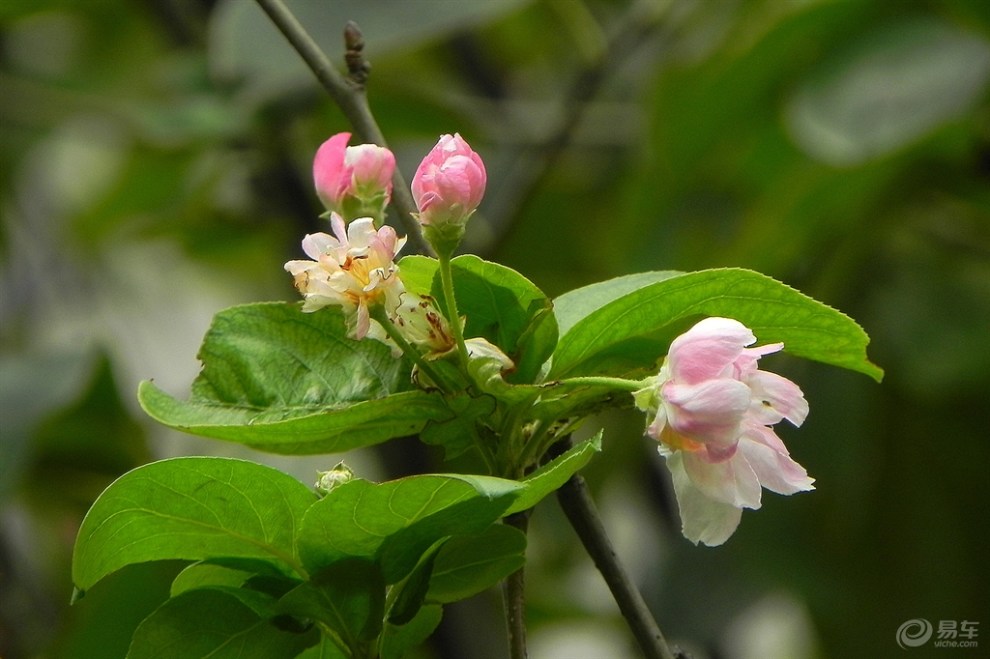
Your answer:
286;132;505;373
635;317;813;546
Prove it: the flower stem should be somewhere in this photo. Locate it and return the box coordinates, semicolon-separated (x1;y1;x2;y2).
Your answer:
549;437;680;659
555;375;648;392
369;306;454;393
253;0;433;256
501;511;530;659
437;253;471;369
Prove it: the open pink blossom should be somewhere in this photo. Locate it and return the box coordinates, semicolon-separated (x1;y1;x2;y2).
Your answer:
313;132;395;220
635;317;813;546
411;133;486;229
284;214;405;340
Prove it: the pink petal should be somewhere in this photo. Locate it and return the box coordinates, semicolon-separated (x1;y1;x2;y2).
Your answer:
739;430;815;495
662;378;750;446
313;133;351;205
747;370;809;427
668;317;755;384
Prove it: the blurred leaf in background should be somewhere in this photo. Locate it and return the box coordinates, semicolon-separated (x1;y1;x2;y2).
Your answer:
2;0;988;658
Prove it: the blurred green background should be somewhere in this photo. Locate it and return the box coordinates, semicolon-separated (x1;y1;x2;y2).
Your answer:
2;1;988;658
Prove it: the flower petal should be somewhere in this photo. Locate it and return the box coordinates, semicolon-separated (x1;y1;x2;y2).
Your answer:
668;317;755;383
662;378;750;446
667;452;744;546
739;426;815;495
747;370;809;427
681;448;762;509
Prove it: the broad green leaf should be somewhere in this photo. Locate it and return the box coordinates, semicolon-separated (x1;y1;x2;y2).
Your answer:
278;559;385;652
127;587;317;659
549;268;883;381
73;457;315;593
297;474;523;583
427;524;526;603
786;18;990;165
398;255;558;383
553;271;681;337
506;432;603;515
138;303;454;454
379;605;443;659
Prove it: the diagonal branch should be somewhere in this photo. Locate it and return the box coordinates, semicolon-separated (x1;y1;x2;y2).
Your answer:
550;436;682;659
253;0;433;255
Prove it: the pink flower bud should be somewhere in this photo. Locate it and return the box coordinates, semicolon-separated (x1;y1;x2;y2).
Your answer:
313;132;396;220
411;133;486;228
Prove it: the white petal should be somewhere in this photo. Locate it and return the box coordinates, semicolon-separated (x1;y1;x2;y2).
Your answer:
667;451;744;546
681;448;762;509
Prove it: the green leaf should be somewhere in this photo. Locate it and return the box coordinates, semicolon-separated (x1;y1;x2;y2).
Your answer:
427;524;526;603
278;559;385;652
297;474;523;583
553;271;682;337
549;268;883;381
294;638;348;659
399;255;559;383
506;432;603;515
72;457;315;593
420;393;496;459
379;605;443;659
386;541;445;625
786;18;990;165
126;588;317;659
171;563;253;597
138;303;454;454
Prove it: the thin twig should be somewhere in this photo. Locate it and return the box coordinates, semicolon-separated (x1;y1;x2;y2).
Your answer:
550;437;680;659
253;0;433;255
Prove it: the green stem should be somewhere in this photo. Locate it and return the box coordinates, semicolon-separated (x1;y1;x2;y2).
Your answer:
549;437;679;659
555;375;648;392
369;306;454;393
437;253;471;368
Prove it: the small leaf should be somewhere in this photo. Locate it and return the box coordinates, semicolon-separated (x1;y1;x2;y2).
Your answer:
550;268;883;381
379;605;443;659
293;638;348;659
297;474;523;583
386;541;445;626
126;588;317;659
506;432;603;515
399;255;558;383
72;457;315;593
278;559;385;652
427;524;527;603
138;303;454;454
171;563;253;597
420;394;496;458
